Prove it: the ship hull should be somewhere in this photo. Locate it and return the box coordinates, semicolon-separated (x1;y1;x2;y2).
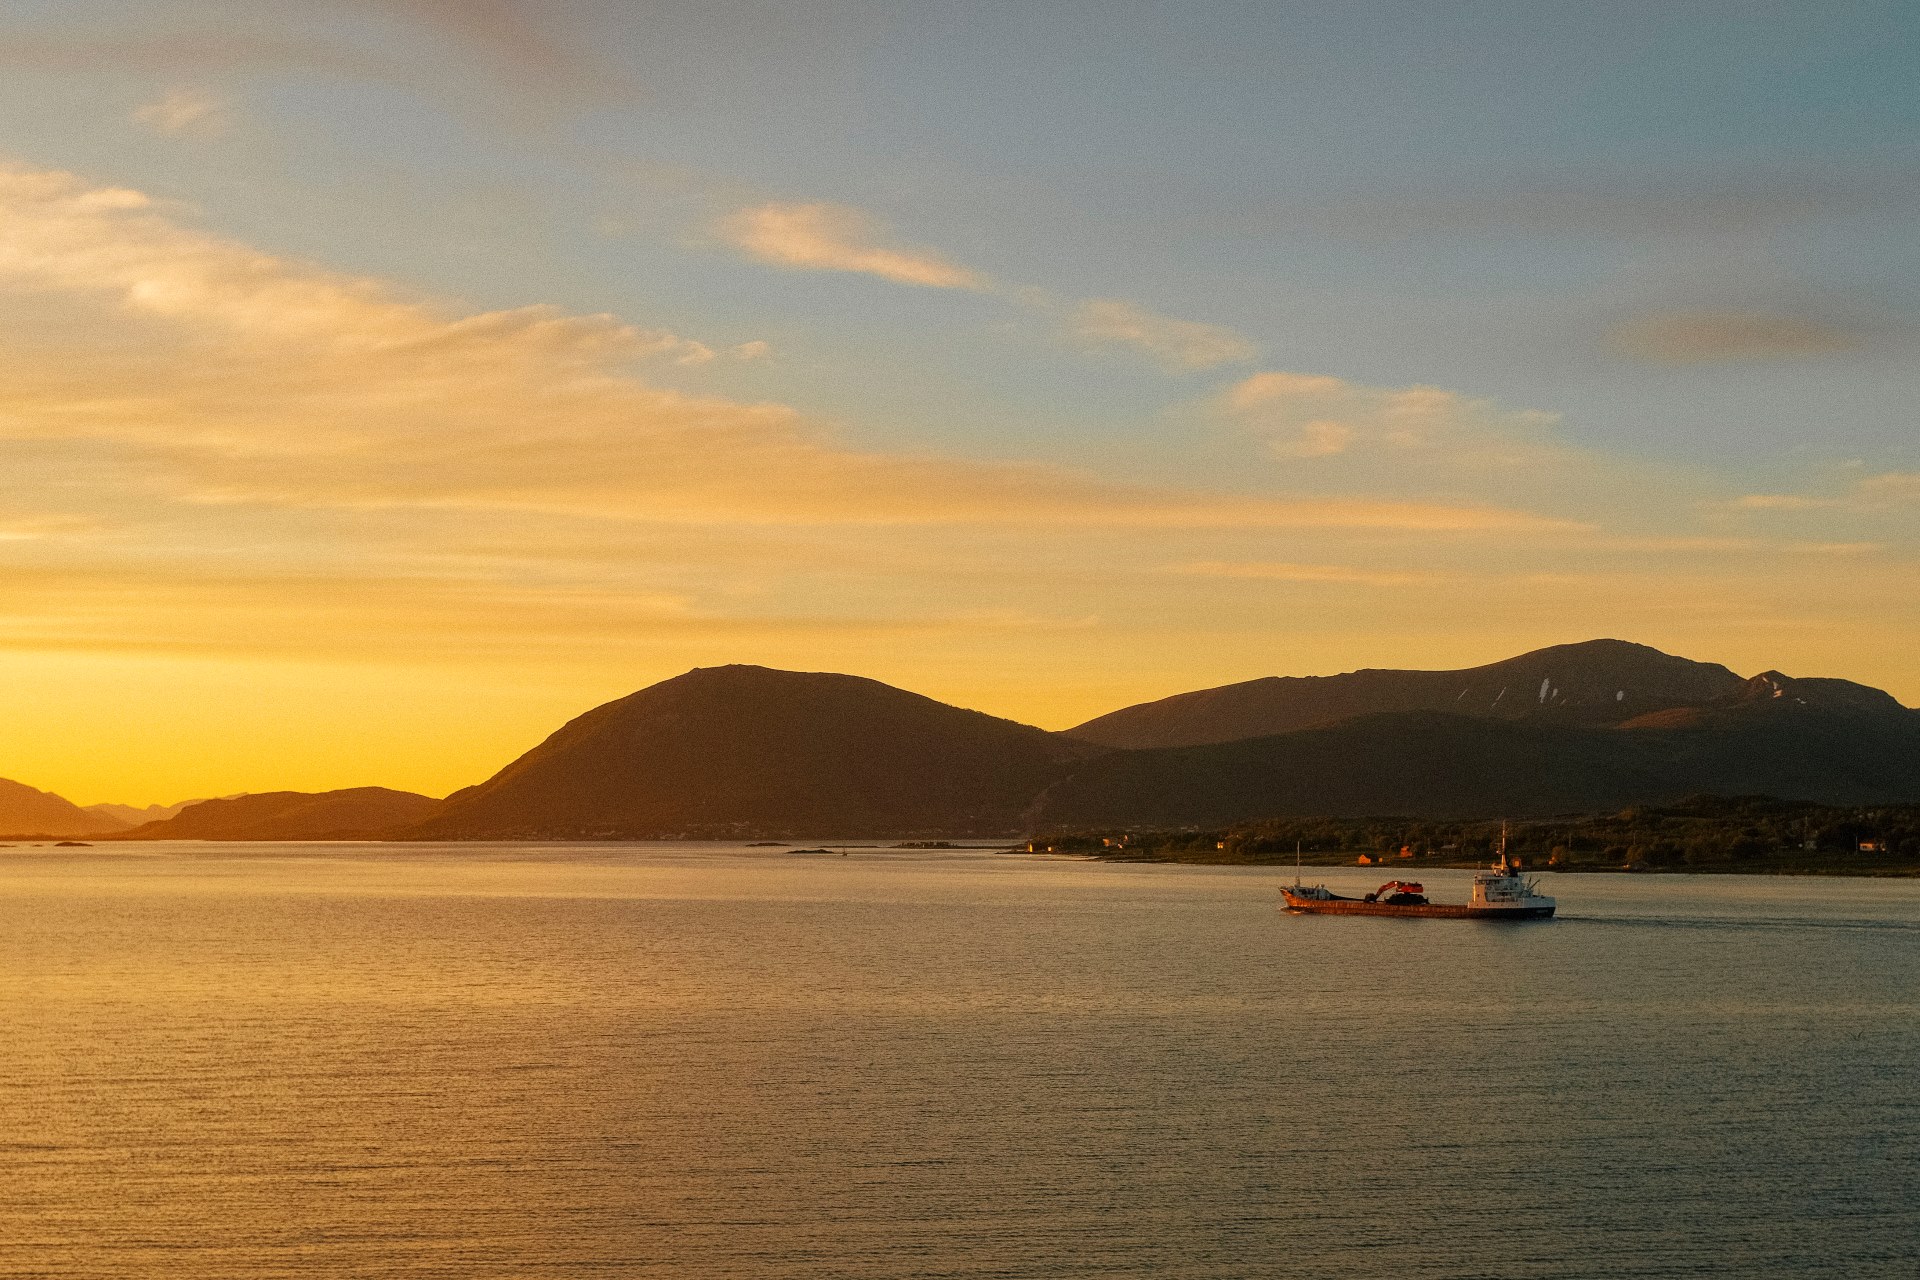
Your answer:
1281;893;1553;920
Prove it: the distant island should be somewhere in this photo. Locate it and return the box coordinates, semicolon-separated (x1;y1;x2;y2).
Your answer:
4;639;1917;875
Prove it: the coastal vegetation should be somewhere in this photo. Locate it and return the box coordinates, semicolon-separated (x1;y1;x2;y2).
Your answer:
1030;795;1920;876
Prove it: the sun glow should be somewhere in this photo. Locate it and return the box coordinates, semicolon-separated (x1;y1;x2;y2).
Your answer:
0;159;1911;804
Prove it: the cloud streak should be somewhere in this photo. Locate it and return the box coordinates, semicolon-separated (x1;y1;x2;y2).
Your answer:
1734;471;1920;513
0;1;634;110
1609;308;1867;363
1070;298;1256;370
356;0;638;102
6;157;1913;796
715;202;988;291
0;163;1566;544
1218;371;1559;462
1173;560;1435;587
714;200;1260;377
131;87;232;137
1856;472;1920;504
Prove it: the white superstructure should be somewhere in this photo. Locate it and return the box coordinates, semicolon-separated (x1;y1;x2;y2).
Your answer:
1470;854;1555;914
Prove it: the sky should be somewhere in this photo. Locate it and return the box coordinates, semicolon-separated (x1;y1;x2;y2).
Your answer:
0;0;1915;805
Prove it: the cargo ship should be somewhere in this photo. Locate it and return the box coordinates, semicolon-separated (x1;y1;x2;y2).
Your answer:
1280;852;1556;921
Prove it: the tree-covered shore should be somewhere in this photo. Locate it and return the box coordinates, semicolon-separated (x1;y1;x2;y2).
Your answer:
1023;796;1920;876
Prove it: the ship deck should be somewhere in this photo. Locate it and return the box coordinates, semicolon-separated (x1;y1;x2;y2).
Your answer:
1281;894;1553;920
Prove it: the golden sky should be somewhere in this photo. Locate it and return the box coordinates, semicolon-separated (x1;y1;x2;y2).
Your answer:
0;5;1915;804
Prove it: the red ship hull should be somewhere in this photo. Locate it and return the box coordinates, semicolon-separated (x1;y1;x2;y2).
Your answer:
1280;890;1554;920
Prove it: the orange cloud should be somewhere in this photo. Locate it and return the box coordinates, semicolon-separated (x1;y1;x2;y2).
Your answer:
0;164;1573;537
1730;494;1834;511
1218;371;1560;464
714;202;1262;379
1173;560;1436;587
4;161;1915;810
1730;472;1920;514
715;202;987;290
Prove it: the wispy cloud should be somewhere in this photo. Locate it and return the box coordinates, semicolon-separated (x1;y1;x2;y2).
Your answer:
1173;560;1435;587
1731;472;1920;513
1730;493;1835;511
1858;471;1920;503
1609;308;1867;363
715;202;987;291
8;159;1913;775
1218;371;1559;462
0;2;632;110
357;0;638;102
0;164;1563;542
131;87;232;137
715;201;1258;378
1070;298;1256;371
1270;171;1920;242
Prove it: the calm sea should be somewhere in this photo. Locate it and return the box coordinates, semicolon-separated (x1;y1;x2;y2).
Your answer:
1;843;1914;1278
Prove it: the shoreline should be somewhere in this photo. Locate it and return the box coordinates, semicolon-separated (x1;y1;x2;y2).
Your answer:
1074;849;1920;878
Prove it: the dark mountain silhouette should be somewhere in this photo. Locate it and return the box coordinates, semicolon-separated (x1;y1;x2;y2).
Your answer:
1034;713;1666;825
393;647;1916;837
68;642;1907;841
112;788;440;841
86;800;192;826
1067;639;1747;748
0;777;129;837
406;664;1100;840
1035;687;1920;826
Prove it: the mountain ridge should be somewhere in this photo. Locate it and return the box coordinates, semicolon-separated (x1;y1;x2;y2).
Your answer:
398;645;1914;838
1066;638;1754;749
87;800;193;827
12;641;1916;841
0;777;130;837
1034;699;1920;826
111;788;441;841
406;664;1099;840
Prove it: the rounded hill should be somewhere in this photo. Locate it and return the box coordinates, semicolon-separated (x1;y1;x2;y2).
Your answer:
408;665;1099;839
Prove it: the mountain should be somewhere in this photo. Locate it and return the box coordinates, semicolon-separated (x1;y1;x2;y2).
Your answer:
87;801;192;826
1033;713;1666;826
1067;639;1747;749
1034;684;1920;826
75;642;1894;842
0;778;129;837
400;648;1916;838
112;788;441;840
405;664;1101;839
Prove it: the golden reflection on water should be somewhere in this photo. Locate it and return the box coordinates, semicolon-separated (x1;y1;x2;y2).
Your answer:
3;844;1917;1278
